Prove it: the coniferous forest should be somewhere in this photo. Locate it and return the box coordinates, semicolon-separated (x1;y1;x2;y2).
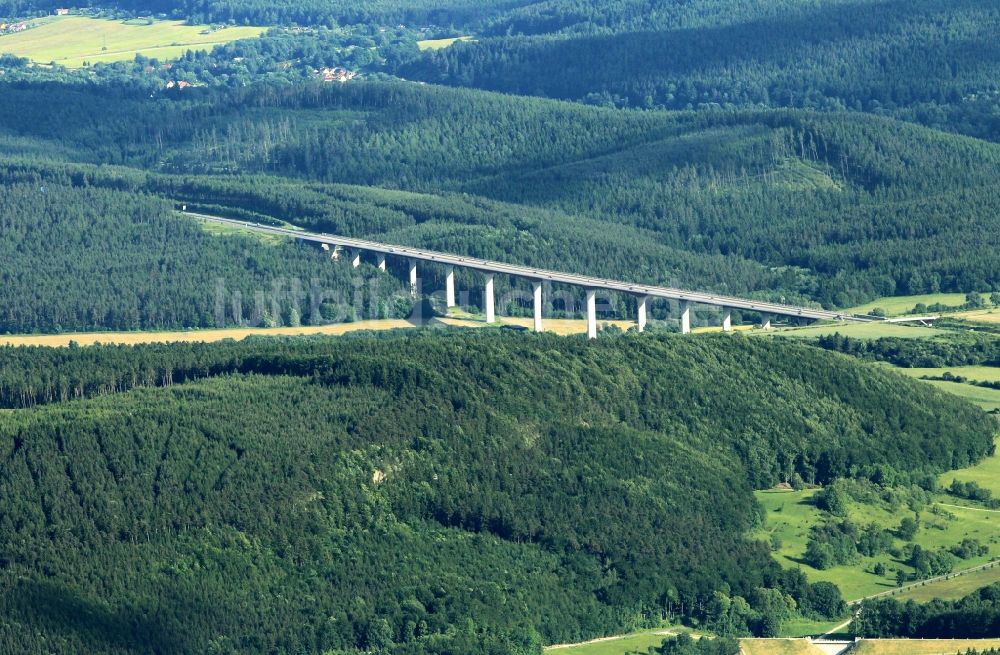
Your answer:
1;0;1000;653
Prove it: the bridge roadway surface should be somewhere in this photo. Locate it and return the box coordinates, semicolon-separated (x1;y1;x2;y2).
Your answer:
186;211;879;323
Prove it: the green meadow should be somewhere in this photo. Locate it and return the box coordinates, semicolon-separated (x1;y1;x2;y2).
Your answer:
754;486;1000;602
416;35;473;50
775;322;946;340
0;16;264;67
845;293;974;317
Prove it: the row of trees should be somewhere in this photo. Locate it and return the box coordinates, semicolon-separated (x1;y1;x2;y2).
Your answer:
816;332;1000;369
855;583;1000;638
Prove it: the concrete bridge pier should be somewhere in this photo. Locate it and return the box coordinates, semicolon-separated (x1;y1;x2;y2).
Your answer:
350;250;361;268
445;266;456;308
586;289;597;339
680;301;691;334
376;253;386;271
722;309;732;332
761;317;772;330
408;259;418;297
533;281;543;333
637;295;649;333
484;274;495;323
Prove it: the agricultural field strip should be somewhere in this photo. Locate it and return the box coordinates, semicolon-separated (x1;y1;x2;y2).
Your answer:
847;559;1000;605
0;16;264;67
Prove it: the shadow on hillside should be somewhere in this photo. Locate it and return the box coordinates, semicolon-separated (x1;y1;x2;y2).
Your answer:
2;579;192;653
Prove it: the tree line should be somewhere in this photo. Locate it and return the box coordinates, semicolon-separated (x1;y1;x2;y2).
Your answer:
855;583;1000;638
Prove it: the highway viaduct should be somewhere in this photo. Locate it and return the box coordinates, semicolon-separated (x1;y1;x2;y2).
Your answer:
185;211;882;337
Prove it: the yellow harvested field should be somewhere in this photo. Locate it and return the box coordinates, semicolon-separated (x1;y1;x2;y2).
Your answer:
740;639;827;655
0;316;640;348
692;324;754;334
0;320;415;347
438;316;636;335
0;16;265;67
853;639;1000;654
953;309;1000;324
417;35;473;50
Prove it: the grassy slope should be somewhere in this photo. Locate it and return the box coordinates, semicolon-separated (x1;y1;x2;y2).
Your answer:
545;630;681;655
879;363;1000;413
0;16;264;67
754;487;1000;601
755;337;1000;601
939;437;1000;497
910;380;1000;412
893;565;1000;603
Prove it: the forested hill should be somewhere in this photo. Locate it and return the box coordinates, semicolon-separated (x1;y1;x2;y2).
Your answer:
0;182;413;334
0;333;994;653
400;0;1000;143
1;82;999;316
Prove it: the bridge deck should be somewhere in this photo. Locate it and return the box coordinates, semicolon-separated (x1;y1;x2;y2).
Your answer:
185;212;877;323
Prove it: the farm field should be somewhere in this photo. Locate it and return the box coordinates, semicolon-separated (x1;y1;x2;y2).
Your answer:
918;380;1000;412
740;639;827;655
953;308;1000;324
937;437;1000;497
775;322;946;339
853;639;1000;654
545;633;1000;655
0;16;265;67
887;363;1000;411
545;630;680;654
0;316;645;347
437;313;637;335
892;562;1000;602
845;293;973;317
0;320;416;347
416;35;473;50
891;366;1000;383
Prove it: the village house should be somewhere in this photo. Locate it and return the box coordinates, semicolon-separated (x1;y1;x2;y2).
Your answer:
317;67;356;83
